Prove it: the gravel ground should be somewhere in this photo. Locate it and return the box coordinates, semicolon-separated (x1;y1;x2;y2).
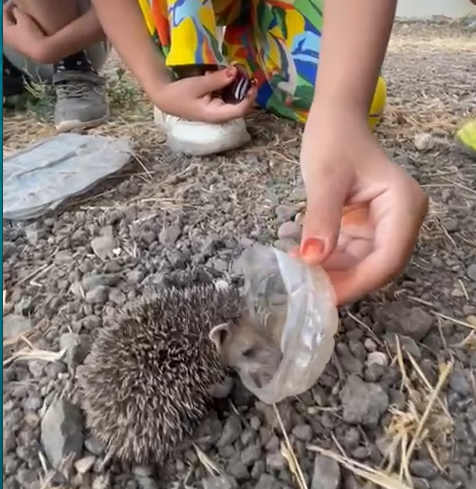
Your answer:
3;21;476;489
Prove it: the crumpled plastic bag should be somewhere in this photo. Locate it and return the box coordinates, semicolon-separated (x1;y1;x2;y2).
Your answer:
3;133;133;221
235;243;339;404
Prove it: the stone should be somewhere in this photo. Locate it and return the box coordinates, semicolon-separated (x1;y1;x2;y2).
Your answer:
85;285;109;305
410;459;438;479
380;306;433;341
311;455;341;489
341;375;389;426
202;476;238;489
91;235;116;260
277;221;301;241
40;399;84;469
59;333;90;366
467;264;476;282
159;224;181;246
448;370;472;396
241;443;262;467
292;424;313;442
217;415;242;447
74;455;96;474
366;352;388;367
384;333;422;360
255;474;282;489
276;204;297;222
266;451;287;470
2;314;33;339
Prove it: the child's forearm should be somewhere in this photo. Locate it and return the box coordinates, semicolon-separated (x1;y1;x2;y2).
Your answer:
37;8;105;63
90;0;171;96
310;0;397;124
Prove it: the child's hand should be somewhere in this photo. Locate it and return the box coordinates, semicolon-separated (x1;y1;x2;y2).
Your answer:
297;118;428;306
154;67;257;123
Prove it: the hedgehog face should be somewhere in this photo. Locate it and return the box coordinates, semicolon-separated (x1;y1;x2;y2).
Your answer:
209;317;282;388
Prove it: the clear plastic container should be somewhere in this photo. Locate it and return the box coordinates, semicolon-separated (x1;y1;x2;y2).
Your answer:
235;243;339;404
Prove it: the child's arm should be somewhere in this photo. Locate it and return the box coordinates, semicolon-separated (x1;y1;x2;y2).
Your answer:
299;0;428;306
308;0;397;127
90;0;171;96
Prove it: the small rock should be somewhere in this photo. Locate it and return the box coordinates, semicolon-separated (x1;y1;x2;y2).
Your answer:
276;204;297;222
341;375;389;426
217;415;242;447
40;399;84;469
3;314;32;339
277;221;301;241
91;232;116;260
410;459;438;479
384;333;421;359
364;338;378;352
227;460;249;481
159;224;181;246
55;250;73;265
292;424;313;442
366;352;388;367
414;132;436;151
136;477;158;489
448;370;472;396
92;474;111;489
273;238;297;252
74;455;96;474
59;333;90;366
85;285;109;305
311;455;341;489
381;306;433;341
255;474;281;489
202;476;238;489
468;264;476;282
241;443;262;467
84;436;103;456
266;452;287;470
288;186;307;202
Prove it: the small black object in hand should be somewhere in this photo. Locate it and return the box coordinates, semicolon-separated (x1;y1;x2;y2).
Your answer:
221;65;255;104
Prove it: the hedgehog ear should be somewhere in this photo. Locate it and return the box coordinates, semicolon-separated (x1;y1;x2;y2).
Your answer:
209;322;232;351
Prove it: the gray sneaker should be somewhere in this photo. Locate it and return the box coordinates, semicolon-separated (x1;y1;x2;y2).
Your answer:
53;70;110;132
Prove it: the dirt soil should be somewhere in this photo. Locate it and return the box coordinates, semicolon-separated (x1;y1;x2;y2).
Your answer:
3;21;476;489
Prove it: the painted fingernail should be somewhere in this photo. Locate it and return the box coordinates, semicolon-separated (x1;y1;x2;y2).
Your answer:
225;67;236;77
300;237;324;262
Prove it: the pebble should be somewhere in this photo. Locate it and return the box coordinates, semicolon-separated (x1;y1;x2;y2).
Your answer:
414;132;436;151
202;476;238;489
91;226;117;260
54;250;73;265
448;370;472;396
266;451;287;470
40;399;84;469
292;424;313;442
311;455;341;489
85;285;109;304
341;375;389;426
364;338;378;352
410;459;438;479
159;224;181;246
74;455;96;474
384;333;422;360
217;415;242;447
276;204;298;222
277;221;301;241
59;333;90;366
366;352;388;367
241;443;262;466
3;314;33;339
468;264;476;282
255;473;282;489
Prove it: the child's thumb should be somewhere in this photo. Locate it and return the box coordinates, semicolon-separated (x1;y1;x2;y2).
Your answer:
300;185;347;264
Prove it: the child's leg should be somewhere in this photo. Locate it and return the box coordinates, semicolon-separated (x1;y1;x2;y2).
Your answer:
222;0;386;126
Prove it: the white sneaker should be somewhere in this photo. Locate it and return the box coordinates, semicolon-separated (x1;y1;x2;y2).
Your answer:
154;106;251;156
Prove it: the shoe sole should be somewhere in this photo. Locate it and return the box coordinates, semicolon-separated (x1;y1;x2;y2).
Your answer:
166;131;251;156
55;109;111;133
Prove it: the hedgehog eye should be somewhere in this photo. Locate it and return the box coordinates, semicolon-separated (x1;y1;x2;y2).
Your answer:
242;347;255;358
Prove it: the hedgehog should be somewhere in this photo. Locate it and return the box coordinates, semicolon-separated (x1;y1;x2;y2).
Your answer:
77;278;282;466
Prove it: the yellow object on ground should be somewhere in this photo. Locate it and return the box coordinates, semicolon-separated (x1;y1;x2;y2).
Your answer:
368;76;387;129
456;119;476;156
